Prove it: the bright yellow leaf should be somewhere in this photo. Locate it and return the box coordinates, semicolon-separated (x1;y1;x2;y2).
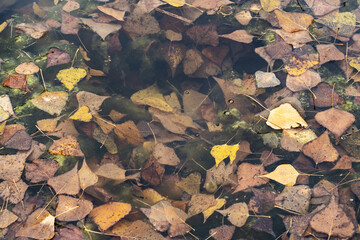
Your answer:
143;188;166;204
260;0;280;12
0;21;8;33
162;0;185;7
89;202;132;231
266;103;308;130
284;56;319;76
210;144;240;167
262;164;299;186
130;84;173;112
348;57;360;71
56;67;87;91
202;198;226;223
37;118;59;132
69;106;92;122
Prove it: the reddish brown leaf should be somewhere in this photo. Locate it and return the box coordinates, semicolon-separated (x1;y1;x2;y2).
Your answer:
46;48;71;68
186;24;219;46
25;159;59;183
2;74;30;91
234;163;269;193
303;131;339;164
312;82;345;107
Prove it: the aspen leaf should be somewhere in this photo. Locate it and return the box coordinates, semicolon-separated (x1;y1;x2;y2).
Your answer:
303;131;339;164
219;30;254;44
32;91;69;115
69;106;92;122
210;144;240;167
316;12;356;38
15;62;39;74
76;91;110;112
176;172;201;195
162;0;185;7
203;198;226;222
0;180;28;204
16;209;55;239
80;18;122;40
260;0;280;12
56;195;93;221
0;209;18;228
78;159;98;190
266;103;308;130
262;164;299;186
62;0;80;12
95;163;126;181
89;202;131;231
217;202;249;227
56;67;87;90
47;163;80;195
188;194;216;217
48;135;84;157
143;188;166;204
274;10;313;33
36;118;59;132
131;85;173;112
97;6;125;21
284;56;319;76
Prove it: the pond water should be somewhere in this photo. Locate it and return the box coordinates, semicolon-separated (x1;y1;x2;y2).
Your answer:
1;0;360;239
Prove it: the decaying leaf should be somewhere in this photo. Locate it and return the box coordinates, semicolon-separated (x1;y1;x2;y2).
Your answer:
25;159;59;183
49;135;84;157
56;67;87;91
36;118;59;132
16;23;48;39
274;10;313;33
56;195;93;222
304;0;340;17
188;193;216;217
46;48;71;68
202;198;226;222
219;30;254;44
0;180;28;204
78;159;98;190
266;103;308;130
0;209;18;228
32;91;69;115
15;62;39;75
114;120;145;145
186;24;219;47
153;143;180;166
275;185;311;214
303;131;339;164
254;71;280;88
262;164;300;186
16;209;55;239
2;74;30;92
47;163;80;195
176;172;201;195
234;163;269;193
0;151;28;182
81;18;122;40
316;12;356;38
97;6;125;21
217;202;249;227
89;202;131;231
274;30;312;48
112;220;165;239
76;91;110;112
286;70;322;92
209;225;235;240
280;128;317;152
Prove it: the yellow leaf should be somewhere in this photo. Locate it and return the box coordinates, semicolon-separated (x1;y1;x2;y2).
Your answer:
130;84;173;112
0;21;8;33
266;103;308;130
33;2;46;18
262;164;299;186
210;144;240;167
37;118;59;132
316;12;356;38
143;188;166;204
202;198;226;223
162;0;185;7
79;46;90;61
260;0;280;12
348;57;360;71
284;56;319;76
56;67;87;90
274;10;313;33
32;91;69;115
69;106;92;122
89;202;132;231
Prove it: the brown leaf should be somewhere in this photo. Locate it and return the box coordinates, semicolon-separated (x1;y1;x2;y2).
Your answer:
274;29;312;48
78;159;98;190
2;74;30;91
15;23;48;39
97;5;125;21
183;49;203;75
16;209;55;239
25;159;59;183
48;163;80;195
112;220;165;239
312;82;345;107
310;195;355;238
176;172;201;195
56;195;93;221
315;108;355;138
80;18;122;40
123;8;160;39
201;45;229;67
76;91;110;112
53;224;85;240
204;162;237;190
160;42;187;77
141;159;165;186
0;209;18;228
252;218;275;237
274;10;313;33
209;225;235;240
4;129;32;150
255;46;275;68
186;24;219;46
332;155;353;170
15;62;39;74
48;119;79;138
235;10;252;25
303;131;339;164
49;135;84;157
259;150;282;166
153;143;180;166
249;188;278;213
114;120;145;145
234;163;269;193
0;151;28;182
188;194;216;217
46;48;71;68
32;91;69;116
62;0;80;12
0;180;28;204
217;202;249;227
219;30;254;44
316;44;344;65
304;0;340;17
280;128;317;152
282;214;313;236
61;10;79;35
275;185;312;214
286;70;322;92
265;40;292;60
183;89;211;120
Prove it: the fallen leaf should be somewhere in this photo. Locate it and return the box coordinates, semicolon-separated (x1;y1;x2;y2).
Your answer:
217;202;249;227
315;108;355;138
69;106;92;122
76;91;109;112
332;155;352;170
255;46;275;68
235;10;252;25
183;49;203;75
53;224;85;240
33;2;46;18
0;151;28;182
47;163;80;195
282;214;313;236
2;74;29;92
114;120;145;145
266;103;308;129
274;10;313;33
46;48;71;68
210;144;240;167
137;0;166;13
153;143;180;166
142;188;166;204
280;128;317;152
283;54;319;76
4;129;32;150
112;220;165;239
15;62;39;75
219;30;254;44
254;71;280;88
312;82;344;107
316;12;356;38
61;10;79;35
97;6;125;21
56;195;93;221
36;117;59;132
234;163;269;193
163;0;185;7
49;135;84;157
265;41;292;60
209;225;235;240
25;159;59;183
262;164;300;186
78;159;98;190
32;91;69;115
316;44;344;65
188;193;216;217
303;131;339;164
0;180;28;204
0;209;18;228
252;217;275;237
141;159;165;186
16;23;48;39
204;162;237;191
186;24;219;46
95;163;131;182
310;195;355;238
130;84;173;112
249;188;278;213
203;198;226;222
176;172;201;195
275;185;311;214
92;127;118;154
286;70;322;92
0;95;14;122
183;89;211;120
274;29;312;48
81;18;122;40
164;92;181;111
16;209;55;239
62;0;80;12
49;119;79;138
123;9;160;39
304;0;340;17
160;42;187;77
56;67;87;91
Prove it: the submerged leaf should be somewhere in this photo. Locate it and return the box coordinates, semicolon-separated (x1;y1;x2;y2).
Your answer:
217;202;249;227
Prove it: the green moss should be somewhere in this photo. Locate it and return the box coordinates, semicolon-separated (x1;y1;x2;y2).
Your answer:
14;98;36;116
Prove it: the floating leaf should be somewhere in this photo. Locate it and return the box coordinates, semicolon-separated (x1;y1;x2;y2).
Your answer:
280;128;317;152
80;18;122;40
255;71;280;88
114;120;145;145
47;163;80;195
303;131;339;164
56;195;93;222
56;67;87;90
15;62;39;75
274;30;312;48
131;85;173;112
275;185;311;214
217;202;249;227
69;106;92;122
62;0;80;12
304;0;340;17
234;163;269;193
262;164;300;186
210;144;240;167
266;103;308;130
32;91;69;115
112;220;166;239
49;135;84;156
143;188;166;204
286;70;322;92
36;118;59;132
219;30;254;44
316;12;356;38
78;159;98;190
16;209;55;239
2;74;29;92
260;0;280;12
46;48;71;68
274;10;313;33
95;163;127;181
284;55;319;76
76;91;110;112
188;194;216;217
0;151;28;182
90;202;131;231
162;0;185;7
203;198;226;222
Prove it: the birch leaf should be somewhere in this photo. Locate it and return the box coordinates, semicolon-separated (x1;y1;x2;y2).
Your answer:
262;164;299;186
